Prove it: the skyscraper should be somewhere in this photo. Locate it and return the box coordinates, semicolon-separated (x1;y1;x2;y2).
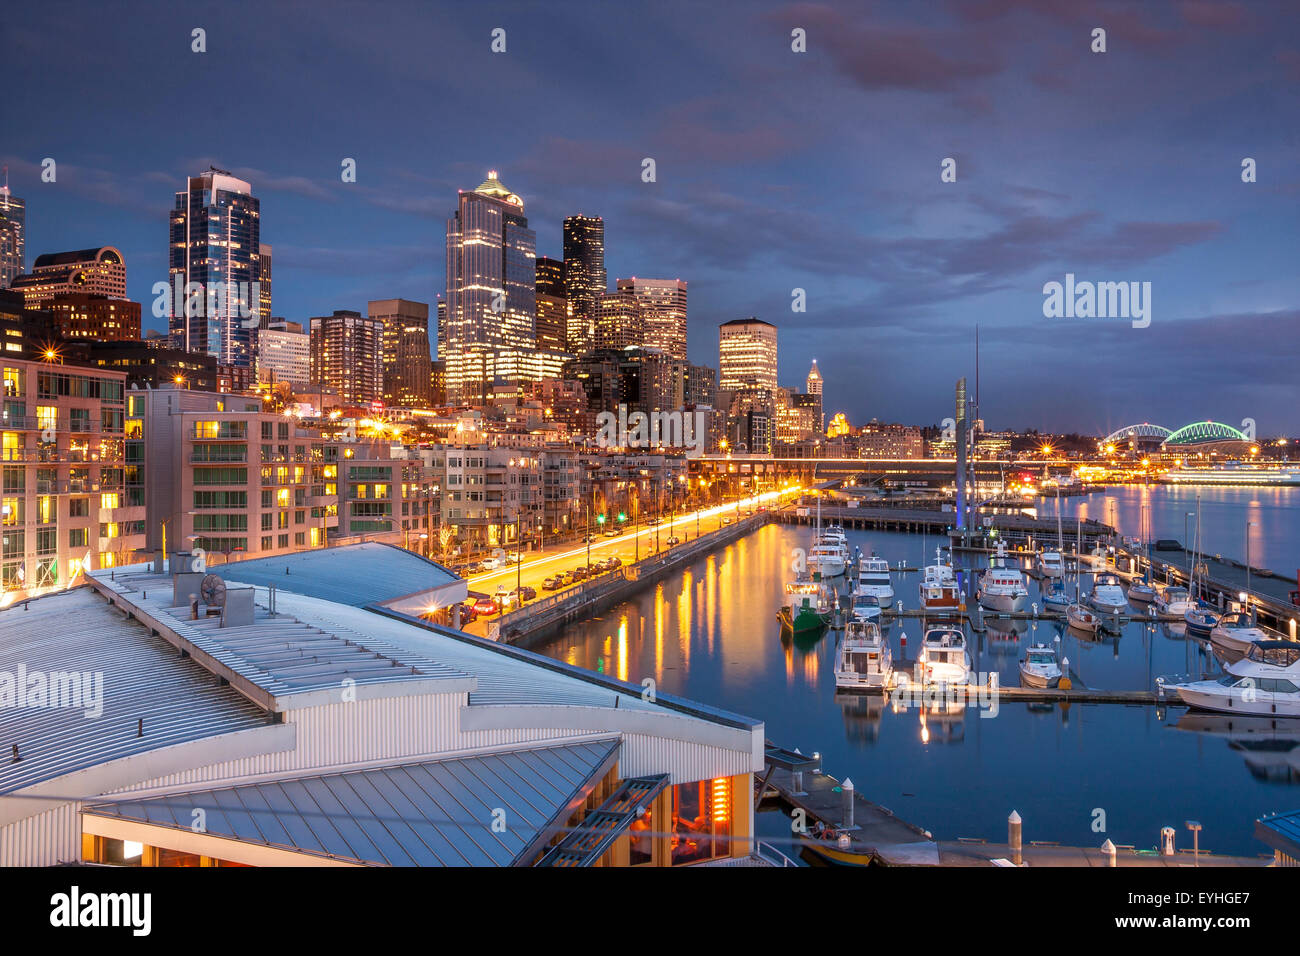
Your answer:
168;168;261;368
445;171;536;352
0;190;25;289
534;256;568;352
562;215;605;353
257;243;273;328
309;310;383;406
10;247;127;305
618;278;687;360
718;318;778;395
369;298;433;407
595;289;646;352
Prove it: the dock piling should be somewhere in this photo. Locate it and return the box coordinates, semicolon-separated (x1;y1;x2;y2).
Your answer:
1008;810;1022;866
1102;839;1116;866
842;777;855;829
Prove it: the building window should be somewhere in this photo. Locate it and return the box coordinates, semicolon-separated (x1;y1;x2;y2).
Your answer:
670;779;732;865
69;528;88;548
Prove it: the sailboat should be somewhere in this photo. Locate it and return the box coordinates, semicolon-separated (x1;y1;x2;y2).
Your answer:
1035;482;1066;579
1182;495;1220;638
1128;502;1157;604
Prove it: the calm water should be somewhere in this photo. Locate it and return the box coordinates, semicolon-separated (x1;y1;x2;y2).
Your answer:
535;487;1300;858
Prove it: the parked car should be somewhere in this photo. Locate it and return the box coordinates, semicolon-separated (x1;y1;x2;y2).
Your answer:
439;602;476;626
481;556;505;570
466;561;484;573
572;566;589;581
472;596;498;615
542;576;562;591
603;529;619;538
606;556;622;568
511;585;537;603
722;516;735;526
494;584;515;609
666;536;681;546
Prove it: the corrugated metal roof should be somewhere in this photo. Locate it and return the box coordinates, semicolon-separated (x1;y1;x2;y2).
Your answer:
0;588;272;796
218;543;459;607
89;571;473;706
1256;809;1300;856
84;738;620;866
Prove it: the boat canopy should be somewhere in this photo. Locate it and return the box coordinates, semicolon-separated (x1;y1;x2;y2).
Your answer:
1246;642;1300;667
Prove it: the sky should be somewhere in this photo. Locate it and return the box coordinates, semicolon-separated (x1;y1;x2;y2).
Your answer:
3;0;1298;435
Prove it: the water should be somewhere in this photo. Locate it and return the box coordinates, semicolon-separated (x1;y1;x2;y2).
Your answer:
533;487;1300;858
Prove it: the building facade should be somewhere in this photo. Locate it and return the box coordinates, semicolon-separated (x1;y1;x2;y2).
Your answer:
562;215;605;354
9;246;127;305
43;293;141;341
617;278;687;360
168;169;261;368
0;192;25;289
256;320;311;389
718;318;778;401
310;310;383;407
534;256;568;352
370;298;433;408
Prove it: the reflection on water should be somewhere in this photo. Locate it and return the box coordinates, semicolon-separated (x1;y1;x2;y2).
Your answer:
535;488;1299;856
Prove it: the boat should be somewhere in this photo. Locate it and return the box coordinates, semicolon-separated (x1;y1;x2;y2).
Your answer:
918;548;961;614
1185;604;1220;639
780;577;828;639
1035;551;1064;579
1042;578;1071;613
834;619;892;689
1155;584;1193;616
1128;580;1157;604
798;832;872;866
1066;602;1099;633
1168;641;1300;717
916;625;971;685
1087;571;1128;615
1210;611;1271;657
849;587;883;622
808;540;847;579
1018;643;1064;689
856;555;894;604
978;542;1028;613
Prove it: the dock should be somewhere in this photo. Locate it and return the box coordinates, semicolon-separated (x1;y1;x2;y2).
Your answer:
759;744;1271;866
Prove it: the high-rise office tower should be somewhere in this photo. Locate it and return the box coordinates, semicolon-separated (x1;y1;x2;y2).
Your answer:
309;310;383;406
562;215;605;353
168;168;261;367
256;320;311;389
257;244;273;328
369;298;433;408
435;298;447;358
617;278;687;360
595;290;646;352
534;256;568;352
718;317;778;395
0;189;25;289
445;171;536;352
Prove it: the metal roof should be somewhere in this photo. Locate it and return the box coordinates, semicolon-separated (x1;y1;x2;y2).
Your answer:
218;542;460;608
84;738;621;866
0;588;271;796
88;570;473;709
1256;809;1300;857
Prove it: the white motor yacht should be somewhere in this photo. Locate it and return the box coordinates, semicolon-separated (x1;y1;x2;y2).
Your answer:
1170;642;1300;717
856;555;894;604
1155;584;1194;616
1087;572;1129;615
1210;611;1271;657
916;625;972;685
978;543;1028;614
834;619;893;689
1019;644;1064;689
1035;551;1064;579
919;548;961;614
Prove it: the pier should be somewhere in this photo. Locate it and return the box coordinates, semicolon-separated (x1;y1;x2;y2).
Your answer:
759;744;1272;867
774;503;1115;544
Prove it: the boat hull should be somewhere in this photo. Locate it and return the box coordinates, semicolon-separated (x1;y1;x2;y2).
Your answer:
1175;683;1300;718
798;835;873;866
1018;665;1061;689
979;591;1027;614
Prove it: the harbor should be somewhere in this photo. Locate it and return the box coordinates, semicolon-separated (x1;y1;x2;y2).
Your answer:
525;483;1300;861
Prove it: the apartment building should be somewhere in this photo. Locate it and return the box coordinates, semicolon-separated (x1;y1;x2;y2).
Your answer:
429;444;544;551
136;387;336;562
325;440;439;551
0;357;140;601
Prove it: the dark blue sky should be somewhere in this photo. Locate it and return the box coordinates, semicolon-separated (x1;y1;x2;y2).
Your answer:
4;0;1297;434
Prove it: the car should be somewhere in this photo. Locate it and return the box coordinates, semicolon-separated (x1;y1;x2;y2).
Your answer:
441;602;476;626
722;516;735;525
511;585;537;603
466;561;484;573
666;536;681;546
603;529;619;538
572;566;588;581
494;584;515;609
472;597;498;615
542;576;561;591
606;556;622;568
744;510;755;517
481;556;505;570
646;517;662;526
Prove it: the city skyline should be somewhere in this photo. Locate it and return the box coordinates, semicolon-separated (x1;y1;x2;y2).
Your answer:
1;1;1297;435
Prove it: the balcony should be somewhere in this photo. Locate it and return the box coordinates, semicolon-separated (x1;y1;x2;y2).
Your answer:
190;451;249;464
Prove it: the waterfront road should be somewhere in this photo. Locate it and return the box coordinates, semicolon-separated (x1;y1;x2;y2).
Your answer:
456;487;802;636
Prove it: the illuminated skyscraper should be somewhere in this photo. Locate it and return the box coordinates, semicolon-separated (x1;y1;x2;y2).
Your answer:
718;317;778;397
168;168;261;367
370;298;433;408
617;277;687;360
445;171;536;352
0;189;25;289
805;358;823;433
257;243;273;327
595;290;646;352
534;256;568;351
562;215;605;353
309;310;383;406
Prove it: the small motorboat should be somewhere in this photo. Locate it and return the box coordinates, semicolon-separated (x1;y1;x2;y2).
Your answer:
850;588;883;622
1066;603;1099;633
1155;585;1194;617
1035;550;1065;579
1210;611;1271;657
916;626;971;685
1184;603;1220;639
1127;580;1157;604
918;548;961;614
1087;572;1128;615
1018;643;1064;689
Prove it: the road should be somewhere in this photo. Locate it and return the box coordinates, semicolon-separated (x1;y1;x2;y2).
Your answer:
456;487;800;635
